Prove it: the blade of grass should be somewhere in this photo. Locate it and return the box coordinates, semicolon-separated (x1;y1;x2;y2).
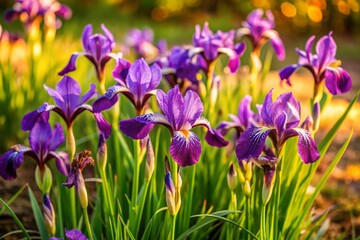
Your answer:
28;187;49;239
0;184;28;216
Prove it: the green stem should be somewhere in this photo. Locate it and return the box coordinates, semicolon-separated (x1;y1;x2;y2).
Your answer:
83;207;94;240
261;204;266;240
245;196;251;240
171;214;177;240
131;140;141;207
135;181;150;238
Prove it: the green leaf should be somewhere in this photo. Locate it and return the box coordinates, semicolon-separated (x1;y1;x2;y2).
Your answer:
0;196;31;239
0;184;28;216
28;187;49;239
141;207;168;240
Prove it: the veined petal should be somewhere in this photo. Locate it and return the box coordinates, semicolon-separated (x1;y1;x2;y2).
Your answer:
21;104;58;131
236;127;272;162
113;57;131;85
56;76;82;115
92;85;128;113
127;58;151;99
193;116;229;147
316;32;336;72
285;128;320;163
274;111;287;137
65;229;88;240
261;89;274;126
182;90;203;127
325;67;352;95
58;53;80;76
272;92;300;129
279;64;300;86
120;113;170;139
170;131;201;167
79;83;97;106
29;114;52;158
0;145;30;180
82;24;93;51
238;95;253;128
44;84;65;110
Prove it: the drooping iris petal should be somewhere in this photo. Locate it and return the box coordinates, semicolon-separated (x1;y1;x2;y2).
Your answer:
279;64;299;86
120;113;170;139
169;131;202;167
236;127;272;162
0;145;30;180
51;151;69;176
93;113;111;139
65;229;88;240
193;117;229;147
58;53;80;76
264;30;285;61
284;128;320;163
325;67;352;95
92;86;125;113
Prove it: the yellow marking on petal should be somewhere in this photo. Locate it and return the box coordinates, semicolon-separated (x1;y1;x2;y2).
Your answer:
329;60;342;68
179;130;190;140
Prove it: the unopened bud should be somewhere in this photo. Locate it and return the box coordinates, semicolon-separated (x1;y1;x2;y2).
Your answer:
312;102;320;132
76;175;88;209
145;138;155;181
243;180;251;197
175;170;182;213
227;163;237;191
43;194;56;235
262;169;276;205
35;165;52;194
245;162;252;182
165;172;176;215
301;116;314;132
96;133;107;171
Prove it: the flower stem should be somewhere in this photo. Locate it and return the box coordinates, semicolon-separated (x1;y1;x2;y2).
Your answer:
83;207;94;240
171;214;177;240
245;196;251;240
261;204;266;239
131;140;141;207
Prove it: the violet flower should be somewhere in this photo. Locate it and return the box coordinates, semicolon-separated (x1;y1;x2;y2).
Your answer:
157;46;206;93
58;24;115;92
0;112;68;180
5;0;72;33
63;150;94;208
192;22;245;73
237;9;285;61
21;75;111;138
93;57;161;115
49;229;88;240
120;85;228;167
217;95;259;138
236;89;320;164
279;32;352;96
125;27;167;61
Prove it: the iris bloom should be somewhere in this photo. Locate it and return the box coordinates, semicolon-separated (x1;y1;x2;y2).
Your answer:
0;112;68;180
217;95;259;138
237;9;285;61
192;22;245;73
279;32;352;96
63;150;94;208
50;229;88;240
157;46;206;93
21;75;111;138
120;85;228;167
236;89;320;164
125;27;167;61
5;0;72;33
58;24;115;92
93;57;161;115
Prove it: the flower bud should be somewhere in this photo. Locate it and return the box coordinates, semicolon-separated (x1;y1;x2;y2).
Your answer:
165;172;176;215
43;194;56;235
312;102;320;132
301;116;314;132
245;162;252;182
66;127;76;161
35;165;52;194
96;133;107;172
76;174;88;209
262;169;276;205
145;138;155;182
227;163;237;191
175;170;182;213
243;180;251;197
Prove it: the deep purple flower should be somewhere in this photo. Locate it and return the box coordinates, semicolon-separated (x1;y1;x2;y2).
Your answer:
217;95;259;138
236;89;320;164
49;229;88;240
0;112;68;180
120;85;228;167
93;57;161;115
279;32;352;95
192;22;245;73
157;46;206;93
58;24;115;87
5;0;71;31
237;9;285;61
125;27;167;61
63;150;94;208
21;75;111;138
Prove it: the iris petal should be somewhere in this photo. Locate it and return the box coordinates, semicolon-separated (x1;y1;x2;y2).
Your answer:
58;53;80;76
169;131;201;167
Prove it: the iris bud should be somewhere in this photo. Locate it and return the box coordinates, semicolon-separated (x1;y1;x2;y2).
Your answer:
227;163;237;191
96;133;107;172
312;102;320;132
35;165;52;194
145;138;155;182
43;194;56;235
244;180;251;197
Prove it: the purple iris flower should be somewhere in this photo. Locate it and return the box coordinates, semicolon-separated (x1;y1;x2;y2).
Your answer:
5;0;72;32
279;32;352;95
0;112;68;180
236;89;320;164
192;22;245;73
125;27;167;61
92;57;161;115
217;95;259;138
49;229;88;240
237;9;285;61
157;46;206;93
21;75;111;138
120;85;228;167
58;24;115;88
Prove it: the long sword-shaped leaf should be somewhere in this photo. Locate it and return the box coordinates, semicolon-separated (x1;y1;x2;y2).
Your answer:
28;187;49;239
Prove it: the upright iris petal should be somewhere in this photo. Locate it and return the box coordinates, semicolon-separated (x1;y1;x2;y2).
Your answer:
93;58;161;115
21;75;111;138
58;24;115;89
120;86;228;167
0;112;68;180
236;89;320;164
279;32;352;95
237;9;285;61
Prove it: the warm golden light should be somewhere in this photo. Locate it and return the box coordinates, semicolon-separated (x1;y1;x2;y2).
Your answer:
307;5;323;22
281;2;297;17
